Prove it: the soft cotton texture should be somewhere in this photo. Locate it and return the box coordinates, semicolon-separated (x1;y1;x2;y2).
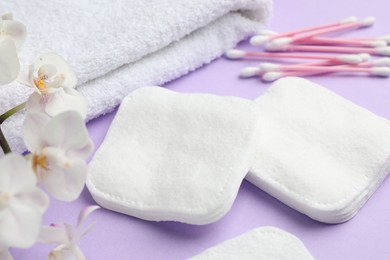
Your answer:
189;226;314;260
247;77;390;223
0;0;272;153
87;87;261;224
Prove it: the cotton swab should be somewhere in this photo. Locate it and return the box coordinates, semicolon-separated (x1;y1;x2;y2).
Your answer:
269;17;376;47
266;44;390;56
293;37;387;47
279;53;371;67
225;49;364;63
259;57;390;81
250;17;357;45
258;62;390;76
240;57;390;80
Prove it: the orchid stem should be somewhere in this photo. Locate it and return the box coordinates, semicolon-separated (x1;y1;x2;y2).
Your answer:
0;127;11;154
0;101;27;154
0;102;26;125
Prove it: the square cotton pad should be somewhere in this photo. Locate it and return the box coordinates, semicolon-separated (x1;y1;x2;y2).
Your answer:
87;87;261;225
189;227;314;260
247;77;390;223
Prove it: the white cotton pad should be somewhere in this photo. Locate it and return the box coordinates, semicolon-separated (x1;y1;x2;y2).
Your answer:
189;226;314;260
248;77;390;223
87;87;261;225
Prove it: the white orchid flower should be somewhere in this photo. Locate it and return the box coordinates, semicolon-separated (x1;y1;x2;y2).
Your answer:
20;53;87;119
0;153;49;248
0;13;27;49
39;205;100;260
23;111;94;202
0;39;20;86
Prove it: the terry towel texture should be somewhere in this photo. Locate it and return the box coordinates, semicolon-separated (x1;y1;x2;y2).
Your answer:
0;0;272;153
189;227;314;260
87;87;261;225
248;77;390;223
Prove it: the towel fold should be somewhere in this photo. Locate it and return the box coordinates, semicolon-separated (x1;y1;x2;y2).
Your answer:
0;0;272;153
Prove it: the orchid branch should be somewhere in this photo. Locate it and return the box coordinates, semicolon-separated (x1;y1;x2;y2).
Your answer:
0;127;11;153
0;102;26;124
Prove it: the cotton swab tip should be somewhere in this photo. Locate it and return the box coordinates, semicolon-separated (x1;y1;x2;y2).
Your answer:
367;40;387;47
265;42;288;51
262;72;284;82
379;35;390;44
371;67;390;77
376;47;390;56
258;29;278;36
338;54;363;64
358;53;371;61
373;57;390;66
270;37;293;47
250;35;270;45
340;16;358;24
361;16;376;27
225;49;246;59
259;62;280;71
240;67;261;78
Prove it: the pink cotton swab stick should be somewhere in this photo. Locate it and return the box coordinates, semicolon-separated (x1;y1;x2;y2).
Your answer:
269;17;376;47
348;35;390;44
276;53;371;67
294;37;387;47
262;64;389;81
266;44;390;56
260;57;390;81
225;49;364;63
239;57;390;80
258;62;390;76
250;17;358;45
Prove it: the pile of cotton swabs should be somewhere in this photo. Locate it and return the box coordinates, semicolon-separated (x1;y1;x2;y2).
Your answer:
226;16;390;81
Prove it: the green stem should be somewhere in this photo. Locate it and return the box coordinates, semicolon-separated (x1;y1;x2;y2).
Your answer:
0;127;11;154
0;102;26;125
0;101;27;154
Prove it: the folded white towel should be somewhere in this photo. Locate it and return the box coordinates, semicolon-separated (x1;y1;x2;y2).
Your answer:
247;77;390;223
0;0;272;153
87;87;261;224
189;227;314;260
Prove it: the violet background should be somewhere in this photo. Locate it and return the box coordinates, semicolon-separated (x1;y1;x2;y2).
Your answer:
12;0;390;259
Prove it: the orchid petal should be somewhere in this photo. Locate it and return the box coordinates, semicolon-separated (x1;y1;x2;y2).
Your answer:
22;111;50;151
0;39;19;86
0;20;27;49
39;225;69;244
44;88;88;119
0;153;36;192
30;53;76;89
42;158;87;202
0;154;48;248
77;205;100;228
0;192;47;247
44;111;93;159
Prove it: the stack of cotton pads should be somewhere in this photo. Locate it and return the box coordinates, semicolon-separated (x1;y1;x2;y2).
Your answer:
87;77;390;224
248;77;390;223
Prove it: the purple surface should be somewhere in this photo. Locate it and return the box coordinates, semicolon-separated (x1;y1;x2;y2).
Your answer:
11;0;390;259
